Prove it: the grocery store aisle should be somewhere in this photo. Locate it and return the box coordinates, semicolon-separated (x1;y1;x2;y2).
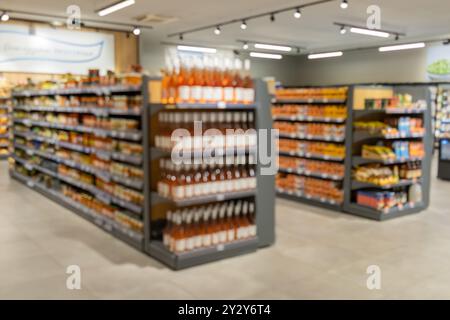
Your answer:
1;159;450;299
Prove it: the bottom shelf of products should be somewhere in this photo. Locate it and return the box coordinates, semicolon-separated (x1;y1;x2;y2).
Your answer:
345;202;425;221
149;237;259;270
10;169;144;250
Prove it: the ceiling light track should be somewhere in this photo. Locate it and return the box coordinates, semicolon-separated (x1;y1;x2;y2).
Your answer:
334;22;405;39
0;7;153;32
236;39;304;54
168;0;338;38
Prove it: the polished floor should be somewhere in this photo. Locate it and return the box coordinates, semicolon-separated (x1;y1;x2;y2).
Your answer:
1;159;450;299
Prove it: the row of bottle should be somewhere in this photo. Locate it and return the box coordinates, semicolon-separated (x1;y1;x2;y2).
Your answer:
163;200;257;253
157;156;257;200
161;56;255;105
155;111;257;151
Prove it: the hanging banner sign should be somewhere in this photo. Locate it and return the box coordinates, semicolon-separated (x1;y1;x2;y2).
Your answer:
0;24;115;74
427;43;450;81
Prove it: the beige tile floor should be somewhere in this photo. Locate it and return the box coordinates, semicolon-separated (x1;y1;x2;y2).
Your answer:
1;159;450;299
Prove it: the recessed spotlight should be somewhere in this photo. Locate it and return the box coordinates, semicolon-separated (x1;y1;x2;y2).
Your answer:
243;42;249;50
270;13;275;22
132;27;141;36
340;0;348;9
214;26;221;35
1;12;10;22
294;8;302;19
340;26;346;34
240;20;247;30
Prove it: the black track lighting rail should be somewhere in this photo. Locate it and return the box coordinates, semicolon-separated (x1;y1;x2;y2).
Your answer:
168;0;337;38
0;8;153;32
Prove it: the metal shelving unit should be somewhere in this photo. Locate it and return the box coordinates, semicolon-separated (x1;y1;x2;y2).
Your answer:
343;85;433;221
9;77;275;269
145;79;275;269
0;96;11;160
10;78;150;251
273;86;348;210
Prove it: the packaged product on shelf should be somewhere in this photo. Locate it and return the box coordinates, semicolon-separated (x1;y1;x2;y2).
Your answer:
353;164;400;186
356;190;408;211
161;55;255;105
157;156;256;200
163;199;256;253
272;104;347;120
275;87;348;101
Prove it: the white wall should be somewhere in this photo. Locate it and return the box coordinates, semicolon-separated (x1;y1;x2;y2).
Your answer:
293;47;429;86
139;34;301;85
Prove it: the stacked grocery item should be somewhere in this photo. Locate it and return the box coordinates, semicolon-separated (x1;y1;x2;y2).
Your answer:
16;95;143;113
361;142;425;161
161;57;255;105
278;156;345;178
363;93;427;111
275;87;348;102
14;67;142;92
162;200;256;253
279;139;346;159
0;96;11;158
10;70;146;248
157;156;256;201
154;110;257;151
354;162;422;187
272;104;347;121
354;117;425;138
274;122;345;140
276;173;344;204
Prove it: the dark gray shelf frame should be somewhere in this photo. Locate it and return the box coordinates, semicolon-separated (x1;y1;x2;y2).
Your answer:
9;77;275;270
145;79;275;269
342;84;433;221
10;77;151;252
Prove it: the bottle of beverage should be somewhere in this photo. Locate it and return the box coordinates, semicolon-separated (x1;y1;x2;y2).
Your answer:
185;211;195;251
210;205;220;245
212;57;223;102
223;58;234;103
202;56;214;103
168;58;178;104
161;67;170;104
226;202;236;242
248;201;257;237
163;210;173;247
174;212;187;253
177;57;190;103
233;59;244;104
193;209;203;249
218;203;227;243
191;57;204;103
243;59;255;104
202;206;212;247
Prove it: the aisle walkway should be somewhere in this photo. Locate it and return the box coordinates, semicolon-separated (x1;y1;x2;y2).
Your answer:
1;159;450;299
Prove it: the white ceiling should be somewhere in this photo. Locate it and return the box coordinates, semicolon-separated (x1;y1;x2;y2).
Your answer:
2;0;450;52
